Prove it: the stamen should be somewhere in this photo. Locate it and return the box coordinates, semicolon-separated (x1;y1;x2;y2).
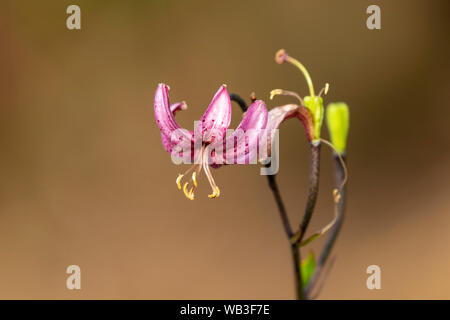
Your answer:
183;182;194;200
176;161;202;200
270;89;305;105
275;49;315;97
202;148;221;199
176;162;200;189
208;186;221;199
176;146;216;200
189;186;195;197
176;174;183;190
318;83;330;98
192;171;197;187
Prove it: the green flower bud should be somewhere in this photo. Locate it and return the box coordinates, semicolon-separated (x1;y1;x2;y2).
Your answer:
325;103;349;154
303;96;324;141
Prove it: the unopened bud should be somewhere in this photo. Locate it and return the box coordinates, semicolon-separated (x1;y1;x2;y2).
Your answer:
326;103;350;154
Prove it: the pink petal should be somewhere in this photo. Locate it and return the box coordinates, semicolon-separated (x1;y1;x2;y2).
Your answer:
266;104;299;132
199;85;231;143
267;103;314;139
208;100;268;166
170;101;187;115
262;104;314;159
159;101;189;152
154;84;192;154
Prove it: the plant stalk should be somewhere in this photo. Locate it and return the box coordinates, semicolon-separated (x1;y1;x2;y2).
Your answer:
231;93;305;299
297;143;321;244
266;169;303;299
306;154;347;297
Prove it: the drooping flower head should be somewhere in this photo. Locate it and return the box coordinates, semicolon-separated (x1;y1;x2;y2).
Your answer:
154;84;268;200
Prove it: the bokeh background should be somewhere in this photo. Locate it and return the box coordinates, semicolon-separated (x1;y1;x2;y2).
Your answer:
1;0;449;299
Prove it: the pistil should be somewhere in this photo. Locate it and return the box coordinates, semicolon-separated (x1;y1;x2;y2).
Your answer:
275;49;316;97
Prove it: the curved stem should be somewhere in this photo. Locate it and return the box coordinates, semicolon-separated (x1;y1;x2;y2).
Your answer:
232;93;304;299
266;168;293;238
306;155;347;297
230;93;248;112
266;166;304;299
297;143;321;244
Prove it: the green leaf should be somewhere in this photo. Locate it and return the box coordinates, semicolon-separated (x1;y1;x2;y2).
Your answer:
300;233;320;247
300;252;316;288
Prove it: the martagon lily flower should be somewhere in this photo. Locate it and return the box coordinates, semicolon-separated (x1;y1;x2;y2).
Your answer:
154;83;268;200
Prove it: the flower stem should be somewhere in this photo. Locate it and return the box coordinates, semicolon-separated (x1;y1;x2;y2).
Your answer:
231;93;304;299
266;167;304;300
291;243;304;300
305;154;347;297
297;143;321;244
230;93;248;112
266;169;304;299
266;170;293;239
231;93;294;239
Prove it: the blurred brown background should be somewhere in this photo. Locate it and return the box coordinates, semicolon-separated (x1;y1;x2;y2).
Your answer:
0;0;449;299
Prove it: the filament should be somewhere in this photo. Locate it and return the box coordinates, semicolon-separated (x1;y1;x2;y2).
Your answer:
202;148;220;199
270;89;305;106
318;83;329;98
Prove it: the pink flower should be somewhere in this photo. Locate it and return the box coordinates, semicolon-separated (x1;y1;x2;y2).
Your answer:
154;83;268;199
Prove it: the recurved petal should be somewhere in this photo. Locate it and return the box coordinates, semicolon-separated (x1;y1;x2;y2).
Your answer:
170;101;187;115
200;85;232;142
154;84;181;137
266;104;299;132
209;100;268;166
235;99;269;132
267;104;314;141
160;101;189;153
154;84;192;154
258;104;314;162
